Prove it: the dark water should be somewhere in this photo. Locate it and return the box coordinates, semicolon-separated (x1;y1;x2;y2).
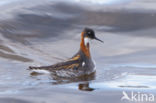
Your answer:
0;0;156;103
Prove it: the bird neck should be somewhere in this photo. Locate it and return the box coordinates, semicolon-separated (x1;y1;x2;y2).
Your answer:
80;32;91;58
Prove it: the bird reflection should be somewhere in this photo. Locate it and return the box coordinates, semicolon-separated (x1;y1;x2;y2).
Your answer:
51;71;96;85
78;82;94;91
30;71;96;91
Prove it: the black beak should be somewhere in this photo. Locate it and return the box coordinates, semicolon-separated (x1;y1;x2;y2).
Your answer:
94;37;104;43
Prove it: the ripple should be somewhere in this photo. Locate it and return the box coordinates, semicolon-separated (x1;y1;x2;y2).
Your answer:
103;75;156;89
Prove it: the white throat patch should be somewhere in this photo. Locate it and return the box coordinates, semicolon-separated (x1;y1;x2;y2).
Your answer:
84;37;91;46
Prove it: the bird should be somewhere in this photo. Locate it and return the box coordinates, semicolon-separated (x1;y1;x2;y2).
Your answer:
29;28;103;77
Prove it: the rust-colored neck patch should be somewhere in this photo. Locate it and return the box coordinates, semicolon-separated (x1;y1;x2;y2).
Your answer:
80;32;91;58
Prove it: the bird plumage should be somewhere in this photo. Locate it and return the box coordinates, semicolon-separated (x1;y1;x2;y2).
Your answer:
29;28;103;77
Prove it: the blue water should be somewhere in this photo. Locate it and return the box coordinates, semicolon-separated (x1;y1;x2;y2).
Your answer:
0;0;156;103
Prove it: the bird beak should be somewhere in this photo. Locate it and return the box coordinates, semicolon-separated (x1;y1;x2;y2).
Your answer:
94;37;104;43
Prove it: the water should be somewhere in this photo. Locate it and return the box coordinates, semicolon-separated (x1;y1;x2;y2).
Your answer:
0;0;156;103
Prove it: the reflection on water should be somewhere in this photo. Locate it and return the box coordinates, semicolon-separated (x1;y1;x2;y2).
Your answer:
78;82;95;91
30;70;96;91
30;71;95;85
0;0;156;102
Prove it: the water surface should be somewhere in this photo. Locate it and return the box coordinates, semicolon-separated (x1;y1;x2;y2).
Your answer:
0;0;156;103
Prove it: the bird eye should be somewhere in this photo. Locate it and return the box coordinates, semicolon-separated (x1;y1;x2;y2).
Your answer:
87;32;91;36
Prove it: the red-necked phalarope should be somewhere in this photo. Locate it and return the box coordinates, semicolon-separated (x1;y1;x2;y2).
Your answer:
29;28;103;77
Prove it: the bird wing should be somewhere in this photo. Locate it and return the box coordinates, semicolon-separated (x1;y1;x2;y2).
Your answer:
29;54;82;71
50;54;82;70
